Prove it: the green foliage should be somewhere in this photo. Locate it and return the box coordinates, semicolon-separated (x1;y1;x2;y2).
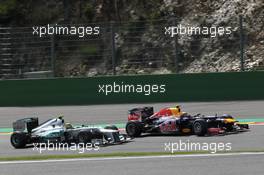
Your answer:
0;0;16;15
79;45;98;55
83;2;95;22
144;0;162;20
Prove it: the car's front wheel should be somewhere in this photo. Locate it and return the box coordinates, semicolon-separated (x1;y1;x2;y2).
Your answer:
193;119;207;136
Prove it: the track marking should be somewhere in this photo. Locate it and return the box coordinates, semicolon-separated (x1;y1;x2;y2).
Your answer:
0;133;12;135
0;152;264;165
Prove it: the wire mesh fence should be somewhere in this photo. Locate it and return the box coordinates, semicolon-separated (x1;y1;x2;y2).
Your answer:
0;26;53;78
0;16;260;79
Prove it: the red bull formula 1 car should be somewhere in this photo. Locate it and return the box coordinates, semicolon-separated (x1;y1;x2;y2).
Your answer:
125;106;249;137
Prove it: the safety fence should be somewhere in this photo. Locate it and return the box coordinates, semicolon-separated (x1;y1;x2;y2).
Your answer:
0;16;260;79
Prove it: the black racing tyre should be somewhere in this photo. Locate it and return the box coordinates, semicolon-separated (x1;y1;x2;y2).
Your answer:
126;121;142;137
104;125;118;131
10;132;28;148
77;132;92;144
193;119;207;136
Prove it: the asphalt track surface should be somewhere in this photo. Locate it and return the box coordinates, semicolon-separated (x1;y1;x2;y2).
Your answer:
1;101;264;127
1;101;264;175
1;153;264;175
0;101;264;157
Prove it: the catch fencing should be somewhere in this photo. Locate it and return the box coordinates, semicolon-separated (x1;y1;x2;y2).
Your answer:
0;16;256;79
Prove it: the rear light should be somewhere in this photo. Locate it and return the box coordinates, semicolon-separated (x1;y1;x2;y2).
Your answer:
128;114;140;121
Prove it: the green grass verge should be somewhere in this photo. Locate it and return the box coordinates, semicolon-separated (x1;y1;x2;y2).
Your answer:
1;150;264;162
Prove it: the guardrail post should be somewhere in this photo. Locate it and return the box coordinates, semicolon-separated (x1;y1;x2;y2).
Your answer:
172;17;179;73
110;22;116;75
51;34;56;77
63;0;70;23
239;15;245;72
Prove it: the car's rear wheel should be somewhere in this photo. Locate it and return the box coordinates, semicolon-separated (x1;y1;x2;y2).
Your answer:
193;119;207;136
126;121;142;137
10;132;28;148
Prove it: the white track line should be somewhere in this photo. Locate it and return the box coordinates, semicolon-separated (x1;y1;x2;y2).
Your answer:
0;152;264;165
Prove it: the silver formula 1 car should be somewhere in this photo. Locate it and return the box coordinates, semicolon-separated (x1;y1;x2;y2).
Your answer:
11;116;129;149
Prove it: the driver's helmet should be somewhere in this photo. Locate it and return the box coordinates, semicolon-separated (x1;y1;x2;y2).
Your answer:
175;105;181;112
65;123;74;129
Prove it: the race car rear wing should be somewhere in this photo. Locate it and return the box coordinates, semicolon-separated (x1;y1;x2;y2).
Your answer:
128;107;153;121
13;118;39;133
